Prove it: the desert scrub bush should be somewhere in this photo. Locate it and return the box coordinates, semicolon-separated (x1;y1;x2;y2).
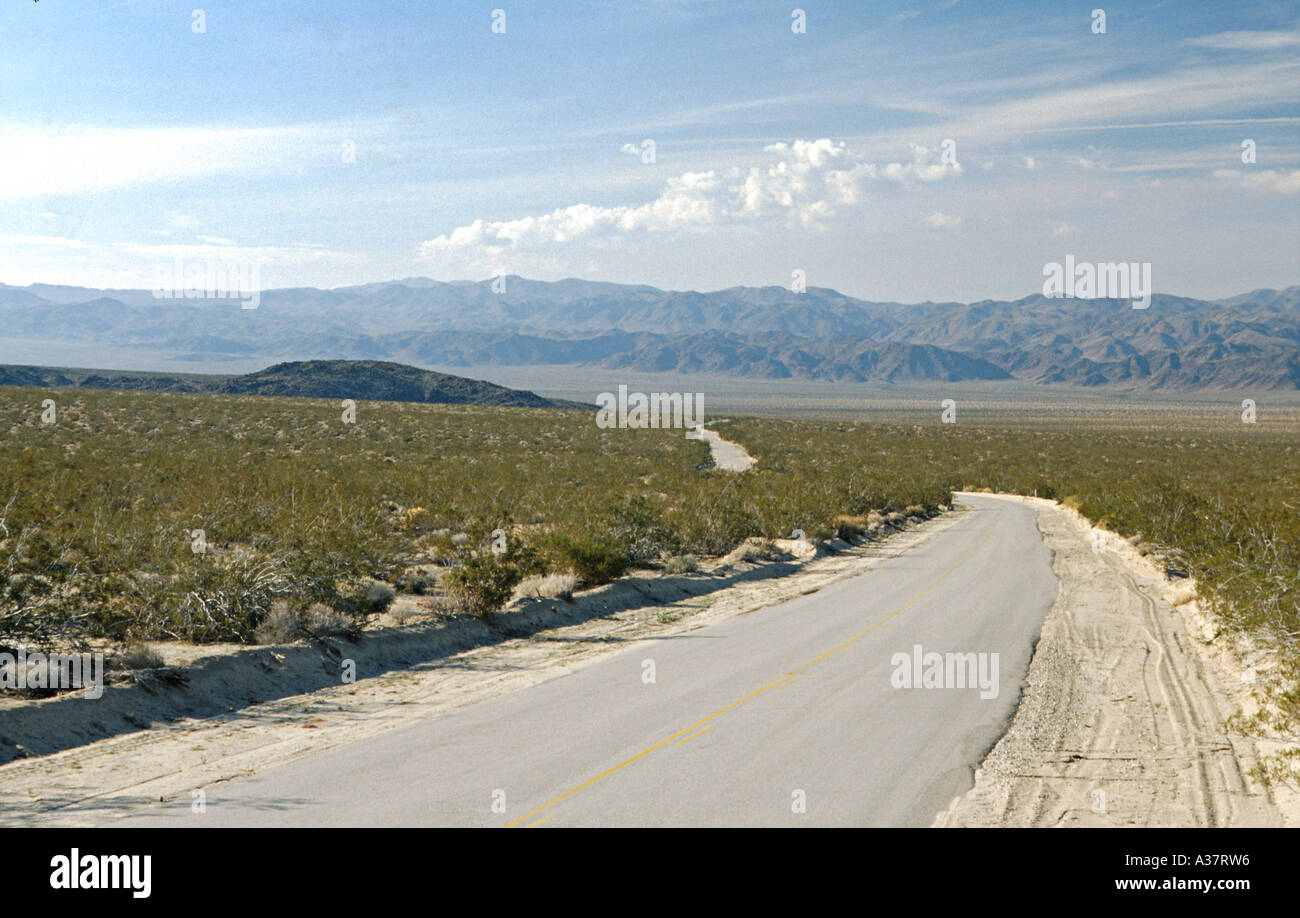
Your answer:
253;600;354;642
547;535;627;585
721;538;784;566
499;538;550;579
254;600;302;644
441;557;520;617
834;515;870;539
162;549;294;643
302;602;356;638
385;601;421;626
341;579;396;616
393;569;436;595
0;512;102;645
663;554;699;574
512;571;577;603
117;640;165;670
602;495;679;563
669;488;762;556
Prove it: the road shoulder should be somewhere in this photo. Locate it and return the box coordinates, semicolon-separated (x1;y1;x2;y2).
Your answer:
934;492;1293;827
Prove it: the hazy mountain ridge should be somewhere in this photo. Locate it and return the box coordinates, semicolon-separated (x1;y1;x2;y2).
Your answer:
1;278;1296;389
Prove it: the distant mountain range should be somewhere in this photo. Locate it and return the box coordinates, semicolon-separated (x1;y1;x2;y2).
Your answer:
1;277;1297;390
0;360;580;409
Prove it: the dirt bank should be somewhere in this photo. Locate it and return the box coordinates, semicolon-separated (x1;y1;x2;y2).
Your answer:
934;492;1295;828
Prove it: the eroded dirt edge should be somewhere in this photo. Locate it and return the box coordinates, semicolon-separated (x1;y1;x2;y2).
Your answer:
934;492;1296;828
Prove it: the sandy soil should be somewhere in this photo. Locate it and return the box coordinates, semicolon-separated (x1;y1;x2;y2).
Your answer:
934;492;1296;828
0;510;955;826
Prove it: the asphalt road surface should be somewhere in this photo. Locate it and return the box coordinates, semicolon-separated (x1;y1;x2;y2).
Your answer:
119;494;1057;827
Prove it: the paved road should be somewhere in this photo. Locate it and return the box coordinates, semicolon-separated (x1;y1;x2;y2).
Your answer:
119;494;1057;827
693;425;756;471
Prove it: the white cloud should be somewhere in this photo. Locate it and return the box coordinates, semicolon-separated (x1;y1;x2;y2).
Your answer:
111;240;341;263
0;124;325;199
926;212;961;228
1051;223;1077;237
1212;168;1300;195
0;235;359;289
419;138;962;262
1185;31;1299;51
0;235;93;249
949;60;1299;143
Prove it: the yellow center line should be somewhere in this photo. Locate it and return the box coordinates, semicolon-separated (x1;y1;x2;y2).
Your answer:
526;814;555;828
674;724;714;746
502;671;795;827
502;516;1000;828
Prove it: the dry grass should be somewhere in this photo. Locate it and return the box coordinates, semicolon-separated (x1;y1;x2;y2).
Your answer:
663;554;699;574
512;572;577;602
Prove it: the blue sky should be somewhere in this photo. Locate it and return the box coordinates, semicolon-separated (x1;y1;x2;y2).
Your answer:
1;0;1297;300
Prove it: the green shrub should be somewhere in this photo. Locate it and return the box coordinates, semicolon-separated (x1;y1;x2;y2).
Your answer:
442;557;520;617
603;495;679;563
548;535;628;585
343;579;396;615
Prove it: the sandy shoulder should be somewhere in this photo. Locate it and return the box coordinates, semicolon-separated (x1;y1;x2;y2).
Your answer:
934;492;1295;828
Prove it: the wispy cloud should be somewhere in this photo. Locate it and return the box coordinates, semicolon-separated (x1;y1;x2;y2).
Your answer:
1185;30;1299;51
939;60;1299;142
0;124;328;199
0;234;359;290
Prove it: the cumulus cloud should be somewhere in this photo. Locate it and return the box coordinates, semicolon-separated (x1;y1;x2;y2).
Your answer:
1212;168;1300;195
419;138;961;261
